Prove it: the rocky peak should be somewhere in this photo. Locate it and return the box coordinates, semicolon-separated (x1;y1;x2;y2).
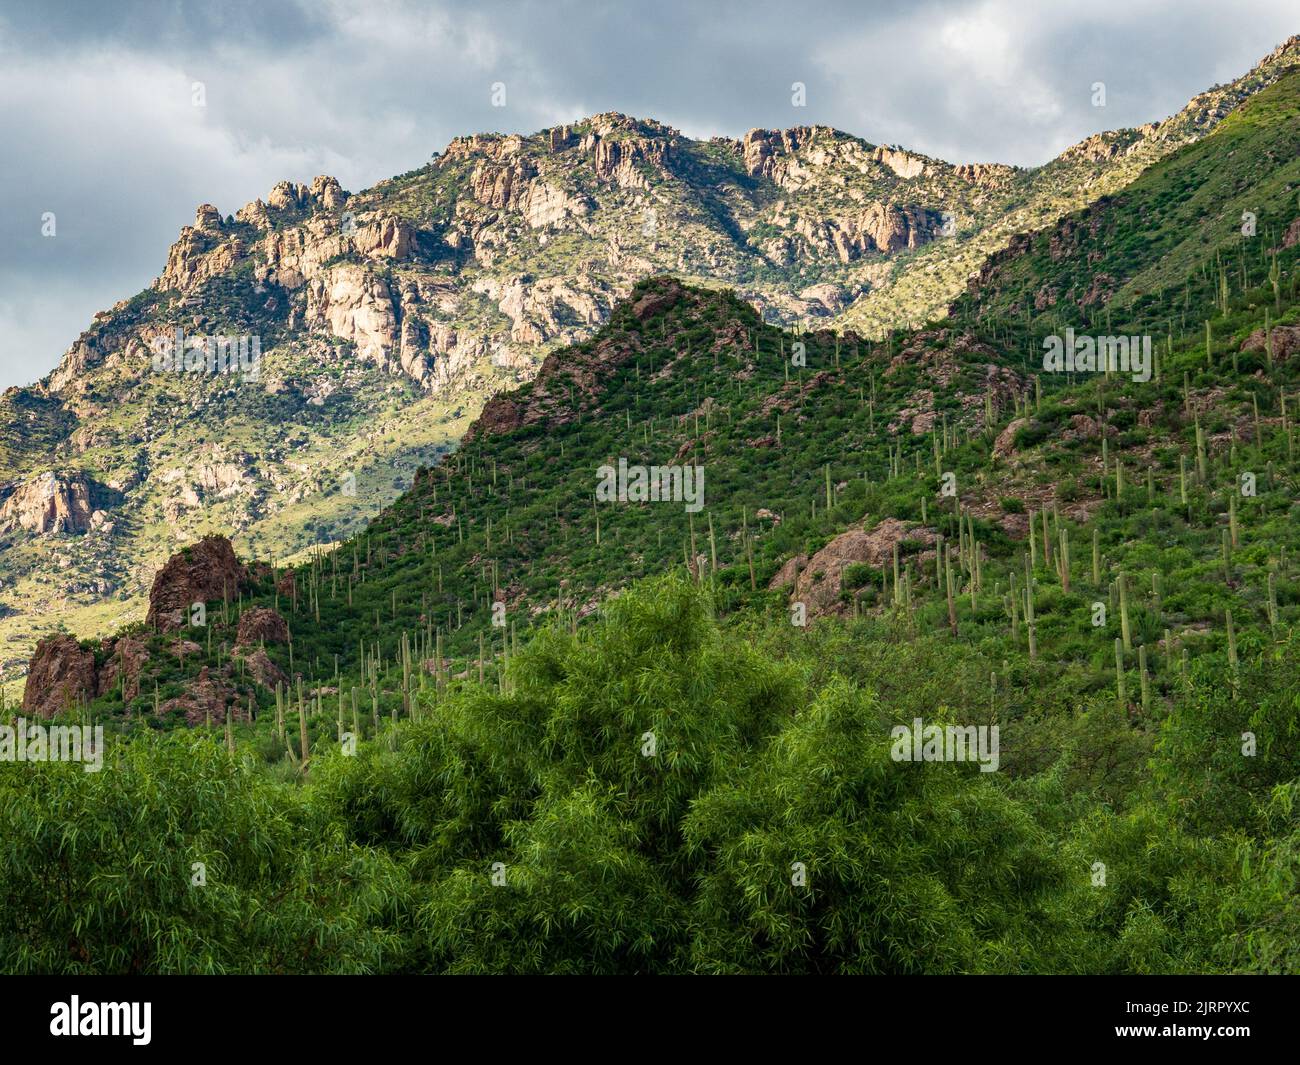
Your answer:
267;179;305;210
584;112;678;139
740;127;816;180
547;124;574;152
585;134;671;188
265;174;348;213
953;162;1017;186
309;174;348;209
1257;33;1300;70
145;534;249;631
440;131;528;165
194;203;224;231
21;634;97;717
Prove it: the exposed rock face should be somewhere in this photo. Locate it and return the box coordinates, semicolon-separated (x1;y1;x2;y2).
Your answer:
464;394;527;441
1241;325;1300;362
792;203;940;260
465;279;687;443
872;146;926;178
22;634;97;717
799;283;851;314
471;158;538;209
306;264;399;362
1280;217;1300;250
547;125;573;152
156;205;244;292
157;665;244;727
236;606;288;645
145;534;249;632
994;418;1029;460
194;204;224;231
768;553;810;591
1061;132;1133;163
769;518;936;618
309;174;348;209
266;175;348;213
580;114;675;188
632;280;683;321
0;471;94;534
953;162;1016;186
351;215;415;259
96;636;150;702
157;175;350;293
236;646;289;690
475;274;611;345
268;180;302;210
741;127;814;181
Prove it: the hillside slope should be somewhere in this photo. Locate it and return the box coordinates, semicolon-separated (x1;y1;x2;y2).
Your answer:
2;35;1297;692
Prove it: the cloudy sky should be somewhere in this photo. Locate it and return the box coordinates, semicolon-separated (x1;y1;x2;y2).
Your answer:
1;0;1294;390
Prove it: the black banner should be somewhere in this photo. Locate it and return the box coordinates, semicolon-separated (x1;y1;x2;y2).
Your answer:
2;976;1290;1053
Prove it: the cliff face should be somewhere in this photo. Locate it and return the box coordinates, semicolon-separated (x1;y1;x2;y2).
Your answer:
0;472;95;534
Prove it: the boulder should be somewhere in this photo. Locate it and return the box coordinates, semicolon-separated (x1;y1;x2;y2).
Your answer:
236;606;288;645
157;666;243;727
1241;325;1300;363
236;646;288;690
994;418;1028;459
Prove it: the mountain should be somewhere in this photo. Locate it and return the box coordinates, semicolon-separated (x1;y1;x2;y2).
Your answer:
7;48;1300;972
2;36;1298;694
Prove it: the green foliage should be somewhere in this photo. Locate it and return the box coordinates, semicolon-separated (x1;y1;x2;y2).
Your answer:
0;734;411;973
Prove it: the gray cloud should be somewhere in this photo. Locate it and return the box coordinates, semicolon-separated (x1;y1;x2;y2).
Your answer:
1;0;1294;389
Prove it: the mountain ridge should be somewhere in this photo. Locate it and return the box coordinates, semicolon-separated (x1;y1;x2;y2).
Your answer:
2;33;1298;691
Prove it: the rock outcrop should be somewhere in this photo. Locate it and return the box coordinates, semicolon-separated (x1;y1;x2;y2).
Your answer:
22;634;98;717
157;665;245;727
96;636;151;703
145;535;249;632
235;646;289;690
236;606;289;645
1241;324;1300;362
305;264;399;364
464;279;683;443
769;518;936;618
0;471;95;535
156;205;245;292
